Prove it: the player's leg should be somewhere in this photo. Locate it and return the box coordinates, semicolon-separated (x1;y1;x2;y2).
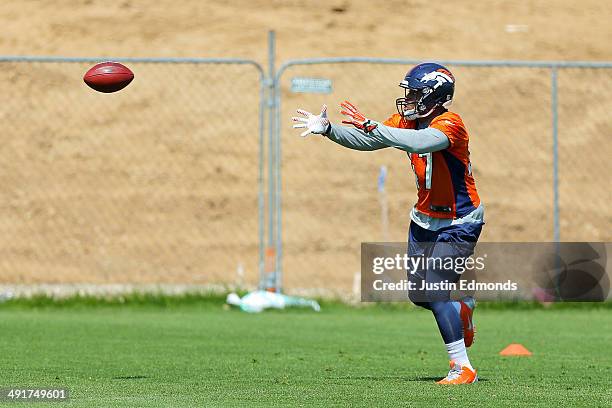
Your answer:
406;221;481;383
424;264;475;382
406;221;435;310
422;254;470;368
407;226;476;383
439;223;483;347
406;221;466;338
429;223;483;384
454;295;476;347
429;284;477;348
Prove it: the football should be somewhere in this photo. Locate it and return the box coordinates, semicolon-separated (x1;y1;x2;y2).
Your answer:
83;61;134;93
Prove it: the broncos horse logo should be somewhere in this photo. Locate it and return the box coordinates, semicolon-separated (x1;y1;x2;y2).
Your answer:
420;69;455;89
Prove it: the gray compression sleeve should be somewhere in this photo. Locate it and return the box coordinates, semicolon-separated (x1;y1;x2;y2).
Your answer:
326;123;449;153
325;124;389;151
367;123;450;153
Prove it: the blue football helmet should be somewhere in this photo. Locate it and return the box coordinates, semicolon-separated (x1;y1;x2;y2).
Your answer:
396;62;455;120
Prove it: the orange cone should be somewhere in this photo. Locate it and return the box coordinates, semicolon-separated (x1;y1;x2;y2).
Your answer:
499;343;532;356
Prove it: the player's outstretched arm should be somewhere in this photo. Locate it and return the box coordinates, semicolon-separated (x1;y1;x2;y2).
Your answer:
371;124;449;153
292;104;388;151
340;100;449;153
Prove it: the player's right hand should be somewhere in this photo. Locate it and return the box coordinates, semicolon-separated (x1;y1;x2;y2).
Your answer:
292;105;331;137
340;100;378;133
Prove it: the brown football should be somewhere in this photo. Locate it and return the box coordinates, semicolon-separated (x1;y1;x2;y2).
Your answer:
83;61;134;93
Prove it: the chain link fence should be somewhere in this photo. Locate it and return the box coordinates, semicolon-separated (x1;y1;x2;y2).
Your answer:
274;59;612;294
0;58;264;287
0;55;610;296
557;67;612;242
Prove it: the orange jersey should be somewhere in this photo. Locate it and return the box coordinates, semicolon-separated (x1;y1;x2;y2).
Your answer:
384;111;480;219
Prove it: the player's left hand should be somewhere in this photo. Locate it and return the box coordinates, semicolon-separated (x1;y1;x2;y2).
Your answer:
340;100;378;132
292;105;330;137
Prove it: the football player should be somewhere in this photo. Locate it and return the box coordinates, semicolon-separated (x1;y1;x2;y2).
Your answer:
292;63;484;384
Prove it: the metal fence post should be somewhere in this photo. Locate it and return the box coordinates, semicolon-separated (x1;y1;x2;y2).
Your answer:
271;32;283;293
267;31;276;251
551;66;560;242
257;58;266;290
263;30;281;292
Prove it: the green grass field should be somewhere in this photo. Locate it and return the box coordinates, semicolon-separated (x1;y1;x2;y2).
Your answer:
0;300;610;407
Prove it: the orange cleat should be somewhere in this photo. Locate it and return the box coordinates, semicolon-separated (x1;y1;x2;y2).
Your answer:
459;296;476;347
436;361;478;384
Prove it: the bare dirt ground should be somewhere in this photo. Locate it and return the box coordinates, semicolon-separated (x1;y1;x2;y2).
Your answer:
2;1;611;63
0;0;610;292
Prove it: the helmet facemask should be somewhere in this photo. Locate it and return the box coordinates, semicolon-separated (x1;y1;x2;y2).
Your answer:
396;87;436;120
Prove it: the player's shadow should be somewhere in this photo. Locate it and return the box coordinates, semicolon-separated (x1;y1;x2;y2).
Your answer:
112;375;148;380
409;376;442;382
411;376;488;382
328;375;416;381
329;375;488;382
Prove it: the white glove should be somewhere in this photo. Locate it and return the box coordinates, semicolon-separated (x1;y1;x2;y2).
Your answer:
291;104;330;137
